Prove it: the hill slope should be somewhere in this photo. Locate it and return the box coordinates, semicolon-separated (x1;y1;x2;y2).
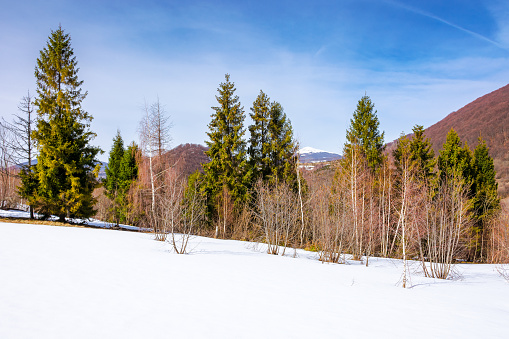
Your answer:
389;84;509;196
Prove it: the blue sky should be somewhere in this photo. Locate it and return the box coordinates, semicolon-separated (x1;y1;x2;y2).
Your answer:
1;0;509;160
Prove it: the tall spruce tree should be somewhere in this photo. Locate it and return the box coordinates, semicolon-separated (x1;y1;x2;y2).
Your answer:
344;95;385;171
268;101;297;186
119;142;139;192
203;74;250;218
117;142;139;224
32;26;101;221
409;125;436;181
105;131;125;196
248;90;271;181
104;131;125;225
438;129;473;187
471;137;499;260
248;91;297;186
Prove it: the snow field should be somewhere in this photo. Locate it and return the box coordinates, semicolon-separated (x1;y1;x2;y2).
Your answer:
0;222;508;338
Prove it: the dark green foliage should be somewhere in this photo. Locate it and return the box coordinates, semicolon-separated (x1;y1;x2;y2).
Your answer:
104;131;125;198
438;129;473;187
471;137;499;260
248;90;271;181
472;137;499;219
203;74;250;218
31;26;101;221
248;91;297;187
18;166;38;212
119;142;139;191
344;95;385;171
117;142;139;224
409;125;436;181
268;102;297;186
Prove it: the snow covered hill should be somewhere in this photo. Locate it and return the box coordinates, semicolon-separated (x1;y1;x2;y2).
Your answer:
0;221;508;338
298;146;342;163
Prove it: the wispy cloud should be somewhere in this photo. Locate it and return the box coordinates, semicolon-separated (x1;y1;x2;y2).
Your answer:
384;0;508;51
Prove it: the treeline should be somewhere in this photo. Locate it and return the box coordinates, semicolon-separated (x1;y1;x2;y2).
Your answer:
1;27;509;279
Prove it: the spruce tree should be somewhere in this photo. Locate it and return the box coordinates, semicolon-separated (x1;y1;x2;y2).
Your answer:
471;137;499;260
104;131;125;225
438;129;473;186
118;142;139;192
117;142;139;224
203;74;250;219
268;101;297;186
344;95;385;171
104;131;125;197
248;90;271;181
248;91;297;186
32;26;101;221
409;125;436;181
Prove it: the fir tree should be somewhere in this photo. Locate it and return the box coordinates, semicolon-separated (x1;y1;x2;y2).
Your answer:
104;131;125;225
104;131;125;197
203;74;250;220
438;128;473;187
471;137;499;260
118;142;139;192
409;125;436;181
248;90;271;181
344;95;385;171
268;101;297;186
117;142;139;224
32;26;101;221
248;91;297;186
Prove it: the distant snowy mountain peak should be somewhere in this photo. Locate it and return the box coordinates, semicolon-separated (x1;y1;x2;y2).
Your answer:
298;146;328;155
298;146;342;163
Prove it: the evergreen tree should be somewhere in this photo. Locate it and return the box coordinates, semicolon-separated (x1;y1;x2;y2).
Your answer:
438;129;473;187
344;95;385;171
203;74;250;219
248;91;297;186
268;101;297;186
32;26;101;221
118;142;139;192
117;142;139;224
409;125;436;181
248;90;271;181
471;137;499;260
104;131;125;198
472;137;499;218
104;131;125;225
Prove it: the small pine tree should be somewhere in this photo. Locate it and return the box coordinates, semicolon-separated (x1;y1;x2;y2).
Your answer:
203;74;250;222
344;95;385;171
32;26;101;221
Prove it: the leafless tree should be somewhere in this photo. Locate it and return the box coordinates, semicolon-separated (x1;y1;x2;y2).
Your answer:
0;92;36;213
254;180;299;255
138;98;172;233
420;174;471;279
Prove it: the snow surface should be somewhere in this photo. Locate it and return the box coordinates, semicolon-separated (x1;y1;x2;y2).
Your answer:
1;221;508;338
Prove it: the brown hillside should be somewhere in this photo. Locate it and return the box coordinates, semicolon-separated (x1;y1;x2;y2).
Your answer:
388;84;509;196
162;143;209;178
